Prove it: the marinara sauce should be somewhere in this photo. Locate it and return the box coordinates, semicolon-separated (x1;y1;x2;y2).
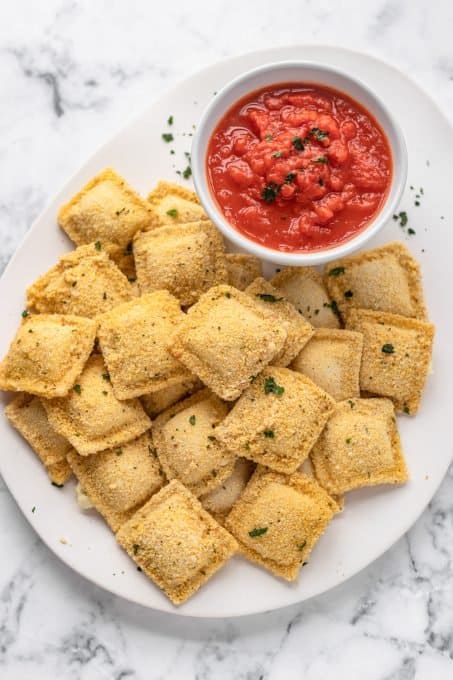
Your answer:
206;83;392;252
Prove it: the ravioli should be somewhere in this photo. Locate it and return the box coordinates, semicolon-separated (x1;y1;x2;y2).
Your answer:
26;243;134;318
225;253;262;291
324;242;427;319
116;479;238;605
58;168;152;248
271;266;340;328
43;354;151;455
67;432;164;530
97;291;191;400
291;328;363;401
245;277;314;366
200;458;255;523
310;398;408;494
346;308;435;413
225;468;338;580
134;220;228;307
170;285;287;400
141;376;202;419
147;181;207;227
152;389;235;497
103;241;136;282
215;367;335;473
0;314;96;398
5;393;72;484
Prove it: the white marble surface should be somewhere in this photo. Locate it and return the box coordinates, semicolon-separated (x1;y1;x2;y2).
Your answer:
1;1;453;678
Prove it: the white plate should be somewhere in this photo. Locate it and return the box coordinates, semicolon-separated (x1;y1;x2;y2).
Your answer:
0;46;452;618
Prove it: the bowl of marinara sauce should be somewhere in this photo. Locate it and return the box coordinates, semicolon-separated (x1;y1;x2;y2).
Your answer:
191;62;407;265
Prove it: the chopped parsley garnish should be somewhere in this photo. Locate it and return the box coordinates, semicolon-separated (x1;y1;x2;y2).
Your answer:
328;266;345;277
344;290;353;298
249;527;268;538
345;437;352;444
261;183;280;204
162;133;174;143
382;343;395;354
189;415;196;426
102;372;110;381
313;156;328;164
225;291;231;298
115;448;123;456
21;310;29;318
348;400;355;409
272;151;283;158
297;540;307;551
323;300;340;318
403;404;410;414
393;211;408;227
264;376;285;396
51;482;64;488
265;134;273;141
167;115;174;126
408;228;416;235
133;543;140;555
263;430;275;438
292;136;304;151
182;165;192;179
310;127;329;141
166;208;178;217
285;172;297;184
73;384;82;394
94;241;101;251
207;435;216;441
255;293;282;303
115;207;127;216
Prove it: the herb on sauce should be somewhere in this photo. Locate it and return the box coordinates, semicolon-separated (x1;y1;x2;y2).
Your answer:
261;183;280;204
272;151;283;158
265;134;273;141
264;376;285;396
328;266;345;277
382;343;395;354
256;293;282;303
292;136;304;151
162;133;174;143
313;156;328;164
285;172;297;184
249;527;268;538
310;127;329;141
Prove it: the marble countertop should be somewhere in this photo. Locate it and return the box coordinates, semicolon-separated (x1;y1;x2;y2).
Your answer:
1;1;453;678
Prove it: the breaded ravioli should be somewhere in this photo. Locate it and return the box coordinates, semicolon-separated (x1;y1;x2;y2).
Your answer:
200;458;255;524
225;468;338;580
140;376;202;419
116;480;238;605
170;285;287;400
225;253;262;291
147;181;207;227
58;168;152;247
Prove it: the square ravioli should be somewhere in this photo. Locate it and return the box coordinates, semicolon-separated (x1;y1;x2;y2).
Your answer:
43;354;151;455
147;181;207;227
116;479;238;605
26;243;135;318
141;376;202;419
225;468;338;580
0;314;96;398
225;253;262;291
97;291;191;400
271;266;340;328
291;328;363;401
5;393;72;484
200;458;255;523
324;242;427;320
245;277;313;366
58;168;152;248
67;432;164;530
170;285;287;400
215;367;335;473
346;308;435;413
310;398;408;495
133;220;228;307
152;389;236;496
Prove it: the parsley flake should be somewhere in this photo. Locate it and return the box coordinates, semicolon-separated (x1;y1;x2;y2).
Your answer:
73;384;82;395
264;376;285;396
310;127;329;141
323;300;340;318
162;133;174;143
298;540;307;551
102;372;110;381
344;290;353;298
166;208;178;217
94;241;101;251
263;430;275;438
182;166;192;179
189;415;196;426
285;172;297;184
328;266;345;277
382;343;395;354
313;156;328;164
265;134;273;141
249;527;268;538
261;183;280;204
272;151;283;158
167;115;174;126
292;136;304;151
256;293;282;303
21;310;29;318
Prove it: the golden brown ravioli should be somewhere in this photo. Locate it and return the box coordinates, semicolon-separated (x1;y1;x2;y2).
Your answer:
225;253;262;291
245;277;314;367
324;242;427;319
345;308;435;413
291;328;363;401
97;291;191;400
5;393;72;485
140;376;202;419
26;243;134;318
200;458;255;523
147;181;207;227
215;367;335;473
310;398;408;495
271;266;340;328
116;479;238;605
225;468;338;580
170;285;287;400
43;354;151;455
133;220;228;307
0;314;96;398
152;389;236;497
58;168;152;248
67;432;164;530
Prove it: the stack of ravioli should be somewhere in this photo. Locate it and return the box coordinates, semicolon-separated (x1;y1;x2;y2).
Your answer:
0;168;435;606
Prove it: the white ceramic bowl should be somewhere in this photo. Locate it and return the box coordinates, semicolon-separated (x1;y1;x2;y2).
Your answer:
192;61;407;266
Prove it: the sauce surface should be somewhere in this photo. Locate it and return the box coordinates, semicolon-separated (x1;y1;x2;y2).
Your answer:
207;83;392;252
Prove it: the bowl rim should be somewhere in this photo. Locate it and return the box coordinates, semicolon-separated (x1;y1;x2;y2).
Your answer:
191;59;408;266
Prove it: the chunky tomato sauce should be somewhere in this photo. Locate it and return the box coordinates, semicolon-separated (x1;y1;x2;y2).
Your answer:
207;83;392;252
